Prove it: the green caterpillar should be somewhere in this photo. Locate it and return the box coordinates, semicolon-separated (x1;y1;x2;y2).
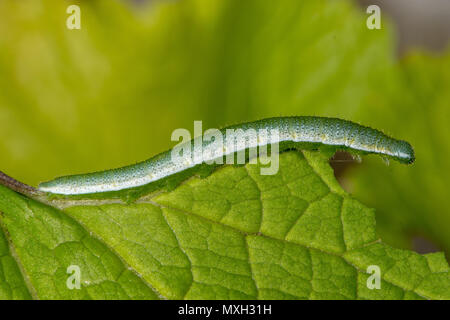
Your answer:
38;116;414;197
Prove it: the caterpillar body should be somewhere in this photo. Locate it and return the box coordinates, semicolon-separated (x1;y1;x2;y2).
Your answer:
38;116;414;197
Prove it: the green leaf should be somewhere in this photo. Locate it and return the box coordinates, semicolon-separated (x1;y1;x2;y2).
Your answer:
0;185;159;299
349;51;450;254
0;227;32;299
0;151;448;299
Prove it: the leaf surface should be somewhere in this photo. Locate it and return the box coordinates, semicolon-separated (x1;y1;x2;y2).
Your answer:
0;151;448;299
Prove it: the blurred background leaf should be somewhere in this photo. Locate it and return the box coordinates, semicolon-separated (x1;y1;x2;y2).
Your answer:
0;0;449;259
349;51;450;255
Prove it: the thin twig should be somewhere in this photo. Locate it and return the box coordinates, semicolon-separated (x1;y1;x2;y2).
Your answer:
0;171;38;196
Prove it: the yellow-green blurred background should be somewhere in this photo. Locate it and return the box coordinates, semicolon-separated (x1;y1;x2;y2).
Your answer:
0;0;449;259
